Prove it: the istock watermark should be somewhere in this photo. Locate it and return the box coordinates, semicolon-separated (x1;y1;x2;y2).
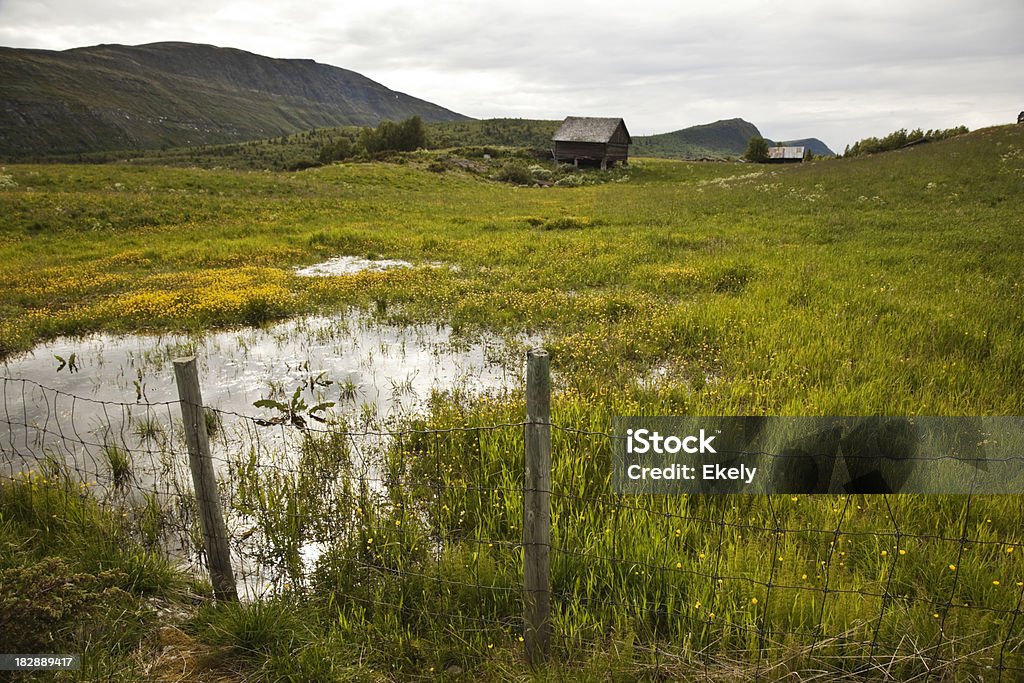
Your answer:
625;428;718;454
612;416;1024;494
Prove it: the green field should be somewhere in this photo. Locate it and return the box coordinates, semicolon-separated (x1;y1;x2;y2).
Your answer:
1;125;1023;680
3;125;1022;412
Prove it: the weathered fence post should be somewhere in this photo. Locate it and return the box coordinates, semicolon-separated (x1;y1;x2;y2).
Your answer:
523;348;551;664
173;356;238;602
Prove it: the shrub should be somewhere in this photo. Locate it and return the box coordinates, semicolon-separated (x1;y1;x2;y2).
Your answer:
317;137;354;163
493;161;533;185
0;558;127;652
358;116;427;156
541;215;591;230
844;125;968;156
284;159;321;171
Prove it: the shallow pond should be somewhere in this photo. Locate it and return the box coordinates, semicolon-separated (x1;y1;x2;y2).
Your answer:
2;312;523;422
1;311;532;496
294;255;414;276
1;311;532;594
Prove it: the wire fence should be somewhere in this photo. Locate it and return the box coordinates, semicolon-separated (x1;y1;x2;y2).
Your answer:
2;370;1022;681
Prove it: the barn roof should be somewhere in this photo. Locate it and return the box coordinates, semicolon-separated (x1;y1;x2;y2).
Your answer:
768;146;805;160
552;117;631;143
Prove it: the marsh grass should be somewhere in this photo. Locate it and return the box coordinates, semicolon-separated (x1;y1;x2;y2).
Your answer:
2;127;1021;420
103;443;133;490
132;412;164;442
0;472;186;681
2;125;1024;679
180;385;1023;680
232;429;356;587
287;392;1024;679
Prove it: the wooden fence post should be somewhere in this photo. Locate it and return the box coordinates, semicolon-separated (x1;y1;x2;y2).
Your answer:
173;356;238;602
523;348;552;664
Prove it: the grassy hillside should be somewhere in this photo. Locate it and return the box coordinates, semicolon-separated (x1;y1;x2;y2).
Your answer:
0;42;469;158
632;118;762;159
30;118;560;171
1;124;1022;680
426;118;561;150
64;117;831;171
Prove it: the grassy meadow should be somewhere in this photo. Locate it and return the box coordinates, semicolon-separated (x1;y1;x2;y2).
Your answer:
3;125;1022;412
1;124;1023;680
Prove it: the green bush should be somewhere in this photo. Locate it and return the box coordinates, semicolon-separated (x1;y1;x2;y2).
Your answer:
844;125;968;156
493;161;534;185
0;558;127;652
358;116;427;156
541;215;591;230
318;136;354;163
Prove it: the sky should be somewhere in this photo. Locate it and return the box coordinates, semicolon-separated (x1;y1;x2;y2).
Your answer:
2;0;1023;152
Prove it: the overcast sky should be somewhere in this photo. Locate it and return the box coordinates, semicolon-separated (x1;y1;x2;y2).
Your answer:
2;0;1022;152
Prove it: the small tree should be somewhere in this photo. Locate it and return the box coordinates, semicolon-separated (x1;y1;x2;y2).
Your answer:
396;116;426;150
356;116;427;156
318;137;353;163
745;136;769;163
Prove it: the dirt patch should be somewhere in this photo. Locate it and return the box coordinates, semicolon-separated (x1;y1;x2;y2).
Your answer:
140;624;242;683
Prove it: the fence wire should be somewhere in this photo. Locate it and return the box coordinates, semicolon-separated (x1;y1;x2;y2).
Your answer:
1;376;1021;681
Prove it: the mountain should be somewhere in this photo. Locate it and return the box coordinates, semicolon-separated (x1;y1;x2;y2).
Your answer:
0;42;469;158
633;118;763;159
632;118;835;159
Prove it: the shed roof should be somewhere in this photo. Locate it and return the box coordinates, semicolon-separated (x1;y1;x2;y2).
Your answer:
552;117;631;143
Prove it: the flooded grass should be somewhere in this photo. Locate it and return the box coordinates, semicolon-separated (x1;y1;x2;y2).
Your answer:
1;308;534;597
102;443;133;490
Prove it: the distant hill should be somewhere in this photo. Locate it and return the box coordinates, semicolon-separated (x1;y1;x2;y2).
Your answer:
632;119;835;159
633;118;762;159
0;42;469;158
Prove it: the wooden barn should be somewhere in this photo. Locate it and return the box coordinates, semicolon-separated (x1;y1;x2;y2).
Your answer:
551;117;632;169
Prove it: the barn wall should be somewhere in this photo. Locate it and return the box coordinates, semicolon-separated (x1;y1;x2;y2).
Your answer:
553;142;629;160
553;141;609;160
605;143;629;160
